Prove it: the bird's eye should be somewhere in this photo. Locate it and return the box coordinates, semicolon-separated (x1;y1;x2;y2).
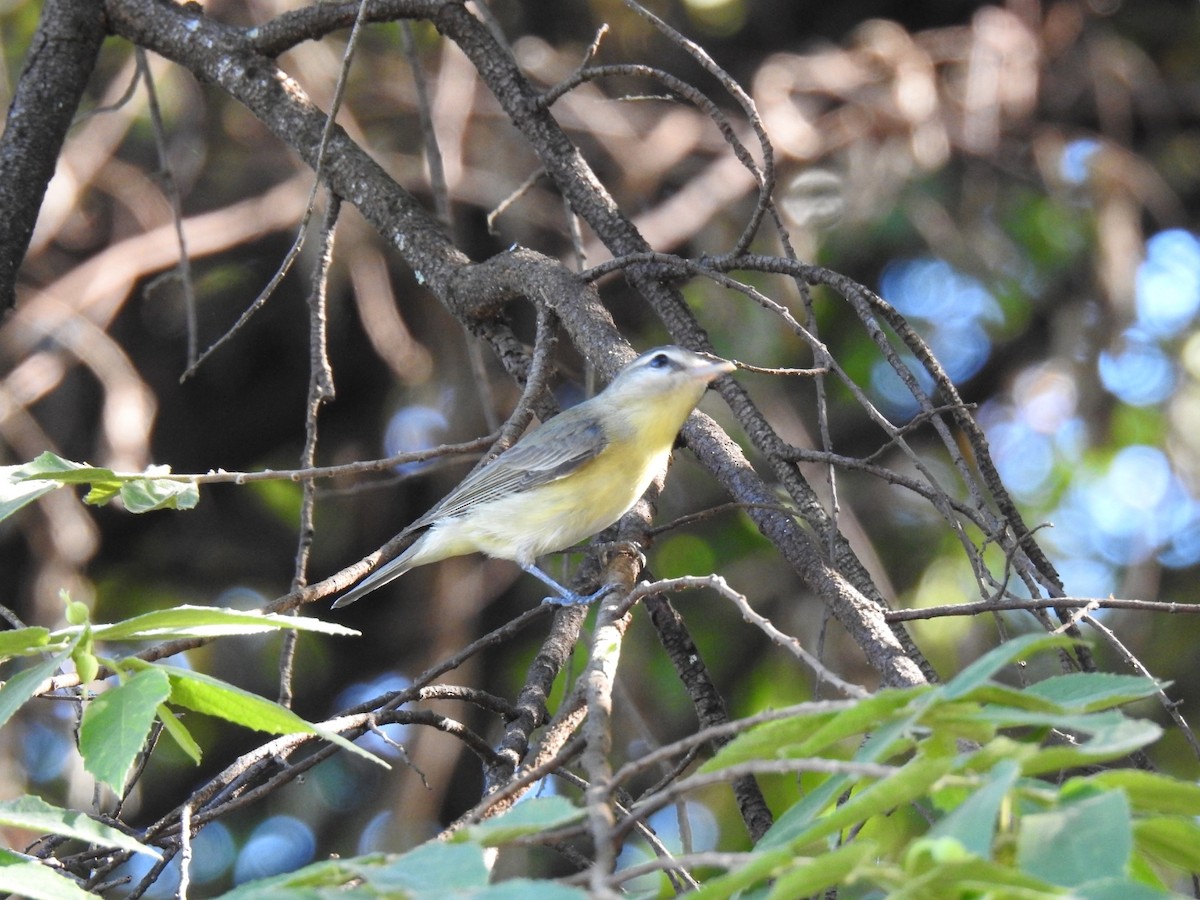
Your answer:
649;353;669;369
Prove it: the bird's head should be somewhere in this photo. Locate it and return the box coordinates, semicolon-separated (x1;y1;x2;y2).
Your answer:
603;345;735;407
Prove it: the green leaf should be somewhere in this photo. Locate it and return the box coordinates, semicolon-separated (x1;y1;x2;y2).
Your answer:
799;748;955;847
0;626;55;659
702;689;923;774
17;451;125;503
758;745;954;861
1018;715;1161;775
0;848;97;900
758;778;852;857
88;605;358;642
156;703;203;764
765;840;876;899
1023;673;1162;712
928;758;1019;858
16;451;109;482
356;841;491;892
155;664;387;769
1068;877;1175;900
12;453;200;513
116;475;199;513
0;795;159;857
79;667;172;793
1077;770;1200;816
886;855;1064;899
950;682;1064;713
459;796;585;845
0;645;76;732
691;844;809;899
83;480;121;505
942;633;1079;698
217;841;588;900
0;467;59;524
1017;790;1132;887
208;856;371;899
1133;816;1200;872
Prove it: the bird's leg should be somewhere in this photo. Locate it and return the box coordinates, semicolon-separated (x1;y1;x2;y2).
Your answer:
522;563;615;606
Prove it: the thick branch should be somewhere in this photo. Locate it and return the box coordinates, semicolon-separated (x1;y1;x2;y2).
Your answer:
0;0;107;310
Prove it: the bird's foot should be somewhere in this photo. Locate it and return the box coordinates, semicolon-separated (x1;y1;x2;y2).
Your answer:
523;563;615;607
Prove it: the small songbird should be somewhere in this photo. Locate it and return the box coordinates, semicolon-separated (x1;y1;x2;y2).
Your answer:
333;345;735;608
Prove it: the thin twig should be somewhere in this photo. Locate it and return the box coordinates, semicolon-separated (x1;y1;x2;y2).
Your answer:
181;0;372;379
135;47;198;367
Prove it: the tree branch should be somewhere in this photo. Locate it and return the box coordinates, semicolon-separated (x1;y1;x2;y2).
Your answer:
0;0;107;310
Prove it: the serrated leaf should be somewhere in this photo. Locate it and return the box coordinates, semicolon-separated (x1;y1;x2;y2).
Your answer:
156;665;387;769
1024;673;1162;712
0;644;76;731
87;605;358;642
0;795;159;857
116;476;199;512
79;668;172;793
0;848;97;900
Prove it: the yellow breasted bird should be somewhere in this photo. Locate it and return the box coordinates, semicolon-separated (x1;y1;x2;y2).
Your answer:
333;345;735;608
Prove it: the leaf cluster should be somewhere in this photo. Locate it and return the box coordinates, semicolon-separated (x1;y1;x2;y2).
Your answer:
0;595;379;898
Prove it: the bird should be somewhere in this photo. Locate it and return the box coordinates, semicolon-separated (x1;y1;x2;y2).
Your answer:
332;345;735;608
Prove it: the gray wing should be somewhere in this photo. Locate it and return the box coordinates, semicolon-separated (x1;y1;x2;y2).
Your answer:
405;408;608;531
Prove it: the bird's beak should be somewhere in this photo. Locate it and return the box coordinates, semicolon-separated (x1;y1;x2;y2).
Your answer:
693;357;736;381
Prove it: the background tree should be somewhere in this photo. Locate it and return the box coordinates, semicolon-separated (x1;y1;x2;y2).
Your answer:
1;0;1199;897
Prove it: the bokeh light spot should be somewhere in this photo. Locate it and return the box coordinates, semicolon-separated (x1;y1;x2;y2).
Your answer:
233;815;316;884
385;400;451;474
874;258;1003;415
1134;229;1200;339
1098;330;1175;406
1059;138;1100;184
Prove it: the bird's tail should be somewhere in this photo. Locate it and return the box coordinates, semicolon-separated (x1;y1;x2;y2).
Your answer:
331;542;418;608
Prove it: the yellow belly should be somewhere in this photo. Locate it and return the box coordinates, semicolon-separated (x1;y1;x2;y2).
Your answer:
412;440;670;567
